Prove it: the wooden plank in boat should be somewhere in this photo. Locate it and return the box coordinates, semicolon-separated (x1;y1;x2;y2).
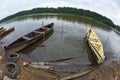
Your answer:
90;41;101;45
22;36;32;40
33;31;44;34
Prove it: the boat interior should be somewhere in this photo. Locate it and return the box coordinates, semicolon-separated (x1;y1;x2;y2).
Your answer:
6;28;47;48
5;38;27;48
24;27;51;40
36;28;48;32
45;24;53;28
5;24;53;49
24;32;40;39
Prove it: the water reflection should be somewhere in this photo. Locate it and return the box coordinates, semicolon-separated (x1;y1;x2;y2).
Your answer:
1;14;112;31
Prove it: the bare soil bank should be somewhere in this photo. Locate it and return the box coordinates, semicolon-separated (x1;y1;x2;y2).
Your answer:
0;46;120;80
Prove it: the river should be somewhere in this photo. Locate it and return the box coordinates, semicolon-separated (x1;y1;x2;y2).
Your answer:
0;14;120;71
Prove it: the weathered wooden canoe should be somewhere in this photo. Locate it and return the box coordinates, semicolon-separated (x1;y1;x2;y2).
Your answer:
86;28;105;65
5;23;54;53
0;27;15;38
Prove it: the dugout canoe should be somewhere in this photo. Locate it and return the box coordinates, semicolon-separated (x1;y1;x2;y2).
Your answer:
5;23;54;53
86;28;105;65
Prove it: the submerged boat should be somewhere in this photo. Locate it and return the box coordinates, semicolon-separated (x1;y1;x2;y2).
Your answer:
86;28;105;65
5;23;54;53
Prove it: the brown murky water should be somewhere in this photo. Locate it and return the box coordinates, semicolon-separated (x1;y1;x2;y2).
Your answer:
0;14;120;71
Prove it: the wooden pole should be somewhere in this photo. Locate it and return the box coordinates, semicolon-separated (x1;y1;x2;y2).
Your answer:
42;21;45;42
42;21;46;47
61;23;63;40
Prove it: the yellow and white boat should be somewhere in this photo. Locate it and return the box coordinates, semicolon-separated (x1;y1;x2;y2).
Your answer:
86;28;105;64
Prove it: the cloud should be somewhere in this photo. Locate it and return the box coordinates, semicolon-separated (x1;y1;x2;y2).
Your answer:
0;0;120;25
114;0;120;7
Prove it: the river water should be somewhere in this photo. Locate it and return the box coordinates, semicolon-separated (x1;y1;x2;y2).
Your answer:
0;14;120;71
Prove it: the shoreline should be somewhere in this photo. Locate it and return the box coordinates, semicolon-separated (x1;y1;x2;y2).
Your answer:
0;45;120;80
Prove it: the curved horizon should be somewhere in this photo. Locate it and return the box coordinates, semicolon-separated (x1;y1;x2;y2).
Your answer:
0;0;120;25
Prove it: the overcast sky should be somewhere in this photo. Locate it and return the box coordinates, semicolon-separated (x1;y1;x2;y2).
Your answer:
0;0;120;25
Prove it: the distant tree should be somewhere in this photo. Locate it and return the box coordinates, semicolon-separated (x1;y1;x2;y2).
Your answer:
0;7;119;31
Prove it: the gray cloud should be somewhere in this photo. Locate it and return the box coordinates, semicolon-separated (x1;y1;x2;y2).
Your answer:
114;0;120;7
0;0;120;25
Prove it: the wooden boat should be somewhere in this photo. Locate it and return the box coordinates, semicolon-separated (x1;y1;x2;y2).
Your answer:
0;27;4;30
86;28;105;65
4;23;54;53
0;28;6;33
0;27;15;38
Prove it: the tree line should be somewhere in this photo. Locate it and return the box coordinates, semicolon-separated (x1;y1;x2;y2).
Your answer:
0;7;120;31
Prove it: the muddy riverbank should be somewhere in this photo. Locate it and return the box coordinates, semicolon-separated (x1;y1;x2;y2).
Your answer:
0;45;120;80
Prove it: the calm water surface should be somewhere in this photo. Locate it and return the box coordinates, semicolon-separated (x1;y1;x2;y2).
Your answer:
0;14;120;71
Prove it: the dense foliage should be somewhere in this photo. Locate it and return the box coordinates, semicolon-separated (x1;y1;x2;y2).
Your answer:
0;7;120;31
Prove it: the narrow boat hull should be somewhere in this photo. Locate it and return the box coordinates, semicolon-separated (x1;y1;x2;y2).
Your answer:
5;23;54;53
6;30;53;53
0;27;14;39
86;28;105;64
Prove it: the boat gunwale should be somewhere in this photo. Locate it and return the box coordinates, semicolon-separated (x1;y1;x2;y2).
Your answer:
88;40;104;63
86;28;105;64
4;23;54;51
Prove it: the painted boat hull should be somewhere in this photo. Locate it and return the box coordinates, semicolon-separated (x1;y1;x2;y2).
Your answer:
86;28;105;64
